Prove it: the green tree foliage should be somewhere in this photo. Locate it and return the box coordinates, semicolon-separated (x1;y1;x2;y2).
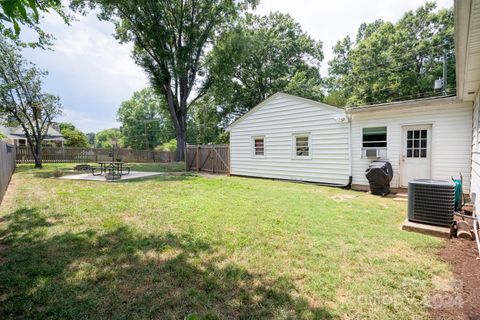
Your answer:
95;128;120;149
86;132;95;147
71;0;257;161
117;88;174;150
0;0;70;48
187;95;224;145
58;122;89;147
208;12;324;122
326;2;454;106
0;37;62;168
156;139;177;152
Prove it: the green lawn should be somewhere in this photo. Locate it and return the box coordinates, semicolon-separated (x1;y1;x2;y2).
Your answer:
0;164;450;319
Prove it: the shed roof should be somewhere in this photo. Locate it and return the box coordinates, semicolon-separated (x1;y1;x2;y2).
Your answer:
226;92;345;131
346;95;459;114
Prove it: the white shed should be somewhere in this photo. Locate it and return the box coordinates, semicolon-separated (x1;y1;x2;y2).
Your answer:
227;92;351;186
347;96;473;192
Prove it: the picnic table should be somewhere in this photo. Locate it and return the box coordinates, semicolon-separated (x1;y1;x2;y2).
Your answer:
93;161;130;178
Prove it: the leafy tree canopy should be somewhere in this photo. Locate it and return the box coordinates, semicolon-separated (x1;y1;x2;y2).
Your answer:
208;12;324;123
58;122;89;147
0;37;62;167
326;1;454;106
117;88;174;150
0;0;70;48
95;128;120;149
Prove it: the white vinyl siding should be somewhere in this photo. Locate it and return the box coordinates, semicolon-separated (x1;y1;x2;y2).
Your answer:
471;91;480;205
230;94;350;185
350;99;473;191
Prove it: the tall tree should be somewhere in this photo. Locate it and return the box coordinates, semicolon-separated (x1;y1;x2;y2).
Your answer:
208;12;324;123
71;0;257;161
0;38;62;168
58;122;89;147
117;88;174;150
187;95;223;145
95;128;120;149
86;132;95;147
326;2;454;106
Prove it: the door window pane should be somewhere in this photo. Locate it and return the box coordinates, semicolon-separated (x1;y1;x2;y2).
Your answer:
406;129;427;158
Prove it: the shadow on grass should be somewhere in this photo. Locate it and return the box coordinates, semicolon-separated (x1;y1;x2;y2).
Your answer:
0;208;334;319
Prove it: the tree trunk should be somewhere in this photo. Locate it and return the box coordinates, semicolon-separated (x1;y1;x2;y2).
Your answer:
33;143;43;168
175;133;186;162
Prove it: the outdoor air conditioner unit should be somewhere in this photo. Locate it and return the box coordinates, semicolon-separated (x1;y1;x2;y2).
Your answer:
408;179;455;227
365;148;380;158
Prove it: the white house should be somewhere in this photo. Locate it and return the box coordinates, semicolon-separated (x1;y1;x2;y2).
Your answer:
455;0;480;205
347;97;472;192
227;93;351;186
0;125;66;147
227;0;480;198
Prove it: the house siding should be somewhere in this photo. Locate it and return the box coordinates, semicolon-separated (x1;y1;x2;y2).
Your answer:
350;99;473;192
229;94;350;185
471;91;480;205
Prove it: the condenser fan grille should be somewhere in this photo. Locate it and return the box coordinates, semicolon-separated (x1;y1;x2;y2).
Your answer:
408;180;455;227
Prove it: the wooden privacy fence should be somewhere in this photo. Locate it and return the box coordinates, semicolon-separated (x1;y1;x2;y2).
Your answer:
186;144;230;174
0;141;16;204
16;147;175;164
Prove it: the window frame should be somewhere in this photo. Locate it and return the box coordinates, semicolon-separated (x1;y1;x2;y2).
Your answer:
361;126;388;159
362;126;387;148
292;133;312;159
251;136;266;158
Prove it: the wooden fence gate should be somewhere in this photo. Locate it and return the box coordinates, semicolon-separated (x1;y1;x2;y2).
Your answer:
185;144;230;174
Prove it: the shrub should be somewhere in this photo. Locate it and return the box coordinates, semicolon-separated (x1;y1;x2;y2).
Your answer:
52;168;63;177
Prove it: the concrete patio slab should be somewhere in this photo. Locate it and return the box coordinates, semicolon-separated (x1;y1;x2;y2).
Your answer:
57;171;166;182
401;219;452;239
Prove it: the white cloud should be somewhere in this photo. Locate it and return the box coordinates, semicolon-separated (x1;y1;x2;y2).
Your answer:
59;108;119;133
22;11;148;133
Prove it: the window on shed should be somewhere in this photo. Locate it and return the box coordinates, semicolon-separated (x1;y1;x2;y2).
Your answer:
362;127;387;148
253;137;264;156
294;134;310;157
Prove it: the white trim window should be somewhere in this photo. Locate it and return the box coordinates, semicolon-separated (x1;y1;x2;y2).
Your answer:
362;126;387;159
252;136;265;157
293;133;311;159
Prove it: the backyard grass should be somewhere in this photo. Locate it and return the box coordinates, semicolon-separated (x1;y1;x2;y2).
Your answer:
0;164;451;319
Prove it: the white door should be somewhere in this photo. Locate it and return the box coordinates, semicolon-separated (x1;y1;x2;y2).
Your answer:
401;125;432;187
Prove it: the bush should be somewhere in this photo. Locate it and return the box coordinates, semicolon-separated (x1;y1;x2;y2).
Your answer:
52;168;63;177
155;139;177;152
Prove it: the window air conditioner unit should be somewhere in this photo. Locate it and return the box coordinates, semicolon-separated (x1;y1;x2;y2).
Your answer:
365;148;380;158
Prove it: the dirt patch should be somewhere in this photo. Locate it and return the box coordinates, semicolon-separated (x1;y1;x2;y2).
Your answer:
430;237;480;320
330;194;357;202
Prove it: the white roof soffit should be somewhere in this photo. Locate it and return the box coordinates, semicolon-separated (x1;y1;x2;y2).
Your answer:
456;0;480;101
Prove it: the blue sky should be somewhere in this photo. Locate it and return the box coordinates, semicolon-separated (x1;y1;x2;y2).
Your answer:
21;0;452;133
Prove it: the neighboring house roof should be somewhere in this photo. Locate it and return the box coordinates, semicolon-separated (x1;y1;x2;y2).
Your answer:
226;92;345;131
346;95;459;114
0;126;66;141
454;0;480;102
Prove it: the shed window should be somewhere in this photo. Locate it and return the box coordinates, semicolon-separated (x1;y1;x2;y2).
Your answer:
362;127;387;148
294;134;310;157
253;137;264;156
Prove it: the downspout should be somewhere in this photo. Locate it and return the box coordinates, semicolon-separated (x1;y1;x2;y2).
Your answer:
345;113;353;189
